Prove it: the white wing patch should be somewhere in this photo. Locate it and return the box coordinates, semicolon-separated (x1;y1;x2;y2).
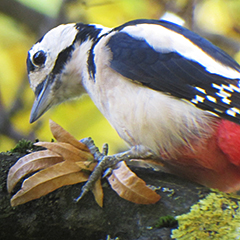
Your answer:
191;95;205;104
192;82;240;119
195;87;206;94
227;109;237;117
206;95;217;103
122;24;240;79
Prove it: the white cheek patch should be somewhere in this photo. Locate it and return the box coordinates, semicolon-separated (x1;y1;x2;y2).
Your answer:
122;24;240;79
29;24;77;60
30;24;78;64
28;24;79;91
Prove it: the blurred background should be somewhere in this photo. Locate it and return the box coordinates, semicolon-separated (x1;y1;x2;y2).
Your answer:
1;0;240;153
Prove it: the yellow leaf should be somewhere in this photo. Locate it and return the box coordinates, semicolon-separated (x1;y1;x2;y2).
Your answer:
10;161;88;207
108;162;161;204
75;161;97;172
92;178;103;208
8;121;161;207
7;150;63;193
49;120;90;152
34;142;93;161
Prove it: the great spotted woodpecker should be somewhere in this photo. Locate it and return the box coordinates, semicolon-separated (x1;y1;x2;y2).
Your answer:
27;19;240;193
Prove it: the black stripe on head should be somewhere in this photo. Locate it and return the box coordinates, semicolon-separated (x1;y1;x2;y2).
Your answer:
87;32;108;80
87;50;96;79
27;52;35;74
87;36;105;80
74;23;106;80
51;24;102;76
74;23;102;43
52;45;74;75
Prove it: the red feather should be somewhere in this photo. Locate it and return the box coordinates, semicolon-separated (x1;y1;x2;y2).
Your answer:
162;119;240;192
217;119;240;166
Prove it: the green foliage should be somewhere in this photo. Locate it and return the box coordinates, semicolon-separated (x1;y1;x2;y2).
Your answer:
10;139;34;153
2;0;240;153
155;215;178;228
171;192;240;239
17;0;62;16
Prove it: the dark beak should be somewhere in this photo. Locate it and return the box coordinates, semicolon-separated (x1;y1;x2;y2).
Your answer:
30;78;53;123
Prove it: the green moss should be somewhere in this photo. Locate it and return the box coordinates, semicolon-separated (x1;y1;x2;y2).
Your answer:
10;139;34;153
171;192;240;239
155;215;178;228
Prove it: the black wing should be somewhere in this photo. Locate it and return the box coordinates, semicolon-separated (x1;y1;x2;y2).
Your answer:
106;20;240;123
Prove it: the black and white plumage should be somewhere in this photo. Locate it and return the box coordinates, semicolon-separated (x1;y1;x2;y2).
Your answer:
107;20;240;121
27;19;240;192
28;19;240;121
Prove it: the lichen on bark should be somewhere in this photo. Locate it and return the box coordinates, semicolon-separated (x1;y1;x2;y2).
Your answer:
172;191;240;239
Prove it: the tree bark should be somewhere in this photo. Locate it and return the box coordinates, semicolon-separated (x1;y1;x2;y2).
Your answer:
0;151;210;240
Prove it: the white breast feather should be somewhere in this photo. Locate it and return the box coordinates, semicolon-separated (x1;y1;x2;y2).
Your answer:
82;34;216;159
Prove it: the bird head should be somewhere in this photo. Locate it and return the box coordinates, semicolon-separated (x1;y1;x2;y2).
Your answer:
27;23;107;123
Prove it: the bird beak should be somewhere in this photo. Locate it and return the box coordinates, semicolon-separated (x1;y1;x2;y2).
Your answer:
30;78;53;123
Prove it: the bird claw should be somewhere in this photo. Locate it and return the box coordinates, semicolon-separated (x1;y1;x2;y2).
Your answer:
102;167;114;178
75;137;155;202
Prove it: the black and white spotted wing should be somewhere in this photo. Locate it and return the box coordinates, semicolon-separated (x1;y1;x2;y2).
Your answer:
106;19;240;123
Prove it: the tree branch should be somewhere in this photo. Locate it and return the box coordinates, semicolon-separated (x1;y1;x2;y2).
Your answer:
0;0;55;34
0;150;210;240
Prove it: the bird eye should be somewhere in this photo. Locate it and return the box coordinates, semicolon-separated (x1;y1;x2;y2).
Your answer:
32;50;46;66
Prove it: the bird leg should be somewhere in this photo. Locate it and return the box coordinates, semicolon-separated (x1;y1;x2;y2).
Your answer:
75;137;155;202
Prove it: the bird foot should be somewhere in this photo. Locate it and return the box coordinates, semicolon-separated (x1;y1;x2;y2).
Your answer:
75;137;155;202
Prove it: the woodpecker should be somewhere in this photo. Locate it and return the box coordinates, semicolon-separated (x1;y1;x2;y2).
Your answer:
27;19;240;193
